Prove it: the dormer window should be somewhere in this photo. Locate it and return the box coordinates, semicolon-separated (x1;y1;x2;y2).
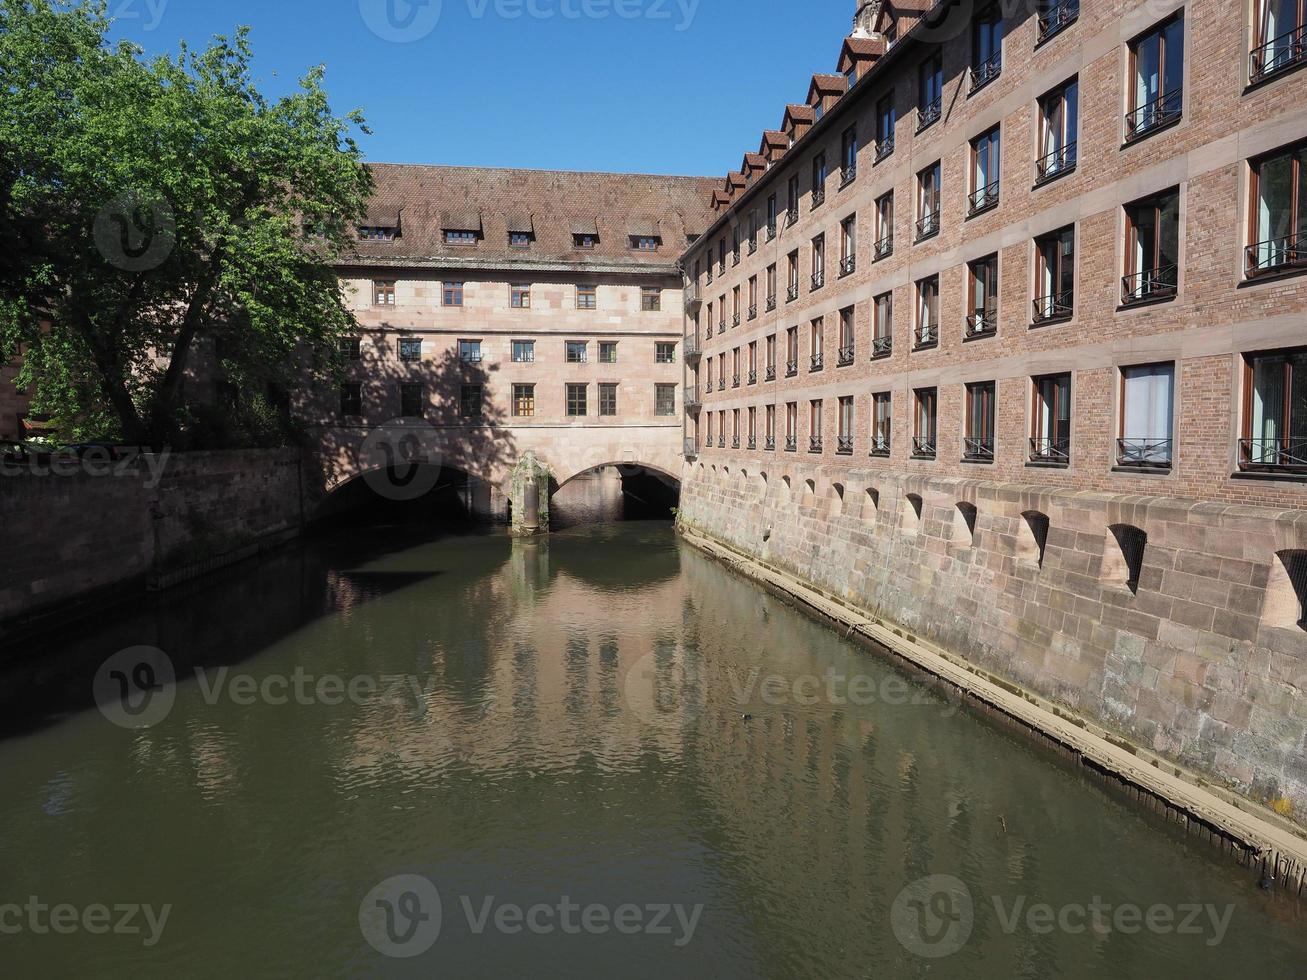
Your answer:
571;218;599;250
441;208;483;246
814;100;825;122
446;230;477;245
358;204;402;242
358;226;397;242
508;213;534;249
509;231;534;248
574;234;597;249
632;235;661;251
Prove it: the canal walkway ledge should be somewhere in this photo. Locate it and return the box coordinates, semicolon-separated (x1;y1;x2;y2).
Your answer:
676;471;1307;898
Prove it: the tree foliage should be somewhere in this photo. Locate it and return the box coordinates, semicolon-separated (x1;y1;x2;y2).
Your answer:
0;0;373;444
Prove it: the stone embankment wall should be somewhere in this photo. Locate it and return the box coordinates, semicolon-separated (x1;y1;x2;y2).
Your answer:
0;449;303;639
679;465;1307;826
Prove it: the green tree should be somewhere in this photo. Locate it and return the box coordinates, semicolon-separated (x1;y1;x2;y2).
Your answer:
0;0;372;444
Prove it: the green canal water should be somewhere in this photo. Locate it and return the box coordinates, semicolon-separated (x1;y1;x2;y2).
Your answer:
0;521;1304;977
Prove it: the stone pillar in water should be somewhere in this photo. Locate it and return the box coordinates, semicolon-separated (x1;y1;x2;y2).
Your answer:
508;452;552;536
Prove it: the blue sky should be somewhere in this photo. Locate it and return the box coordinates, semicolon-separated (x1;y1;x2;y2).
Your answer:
106;0;853;177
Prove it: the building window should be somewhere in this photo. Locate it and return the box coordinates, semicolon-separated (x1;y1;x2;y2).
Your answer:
748;276;758;318
340;383;362;418
573;233;597;249
567;383;588;417
340;337;361;360
916;162;941;241
873;291;893;358
656;384;676;416
1119;363;1175;467
641;287;662;312
841;125;858;183
1037;0;1079;44
787;174;801;223
373;279;396;306
732;347;741;386
918;52;943;130
732;285;741;324
965;381;996;461
512;340;535;363
1251;0;1307;83
656;342;677;364
1247;141;1306;277
809;399;824;452
876;93;896;160
577;284;597;309
1240;347;1307;472
872;392;892;455
1034;226;1076;323
1123;189;1180;304
566;341;587;363
1126;15;1184;142
510;283;531;309
766;334;777;378
1037;79;1079;183
766;264;778;308
767;193;779;236
875;191;894;259
445;230;478;245
837;306;855;365
809;318;825;371
513;383;535;417
400;382;424;419
599;383;618;417
1030;373;1072;464
812;152;828;206
811;235;826;289
458;339;481;363
838;396;855;454
967;254;999;338
399;338;423;362
786;326;799;376
442;281;464;307
971;6;1004;92
460;384;483;419
509;231;534;248
970;126;1001;216
358;225;397;242
785;402;799;451
765;404;777;448
914;275;939;349
594;341;616;364
913;388;938;458
840;215;857;276
633;235;661;251
748;406;757;448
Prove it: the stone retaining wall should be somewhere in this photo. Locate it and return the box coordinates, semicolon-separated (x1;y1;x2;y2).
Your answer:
679;463;1307;826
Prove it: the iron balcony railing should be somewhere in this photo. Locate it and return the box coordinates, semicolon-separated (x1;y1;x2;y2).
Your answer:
1035;141;1077;183
733;250;741;266
837;436;854;455
717;378;725;391
786;206;799;227
875;136;894;162
841;163;858;186
912;436;937;459
915;210;940;241
748;369;757;385
747;437;757;450
787;284;800;302
917;99;942;133
766;294;777;311
765;365;776;381
732;374;741;388
1029;436;1071;464
765;436;776;451
874;235;893;260
810;352;824;371
812;188;826;209
786;358;799;377
811;271;825;290
1037;0;1079;44
964;437;995;462
1245;235;1304;277
914;323;939;350
1239;437;1307;473
748;238;758;255
766;223;778;241
748;304;758;320
872;335;893;359
717;436;725;448
732;437;740;449
1250;23;1307;84
706;268;713;285
718;320;726;335
840;255;856;277
838;345;855;366
683;438;698;458
1125;88;1183;142
809;436;824;453
732;313;741;327
684;386;701;409
718;260;726;276
1122;265;1178;305
969;51;1001;94
966;309;997;338
968;180;1000;216
785;436;798;452
684;338;701;360
870;437;891;457
1117;438;1173;467
684;285;702;312
1033;290;1074;324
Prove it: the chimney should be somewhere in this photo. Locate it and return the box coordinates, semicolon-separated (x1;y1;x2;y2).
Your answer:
852;0;880;38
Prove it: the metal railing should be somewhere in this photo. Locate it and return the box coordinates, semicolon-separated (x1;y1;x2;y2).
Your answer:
706;268;713;285
718;320;725;335
732;313;741;327
915;210;940;241
1035;141;1077;183
748;369;757;385
840;255;856;277
1239;437;1307;472
1029;436;1071;464
917;99;942;132
912;436;936;459
717;378;725;391
786;358;798;377
837;436;854;455
812;188;826;209
1117;438;1173;466
838;345;855;366
747;437;757;450
786;206;799;227
970;51;1001;93
841;163;858;186
963;437;995;462
1245;235;1304;277
913;323;939;349
748;304;758;320
718;436;725;448
732;437;740;449
966;309;997;338
765;437;776;451
810;352;824;371
684;386;701;408
1032;290;1074;323
766;294;777;311
785;436;798;452
748;238;758;255
968;180;999;216
875;136;894;162
684;338;701;359
1250;23;1307;84
874;235;893;260
811;271;825;290
1037;0;1079;44
809;437;824;453
1121;265;1178;305
870;437;891;457
732;251;741;266
787;284;800;302
766;223;777;241
732;374;740;388
872;335;893;359
765;365;776;381
1124;88;1182;142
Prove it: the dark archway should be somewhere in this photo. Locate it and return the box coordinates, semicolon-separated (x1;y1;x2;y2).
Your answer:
550;463;681;529
312;463;500;529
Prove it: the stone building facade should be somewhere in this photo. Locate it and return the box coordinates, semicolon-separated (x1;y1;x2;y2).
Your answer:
678;0;1307;822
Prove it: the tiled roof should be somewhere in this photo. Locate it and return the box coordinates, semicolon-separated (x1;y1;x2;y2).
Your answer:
346;163;718;271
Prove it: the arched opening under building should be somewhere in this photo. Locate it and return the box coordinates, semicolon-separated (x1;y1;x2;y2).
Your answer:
550;463;680;529
312;464;504;529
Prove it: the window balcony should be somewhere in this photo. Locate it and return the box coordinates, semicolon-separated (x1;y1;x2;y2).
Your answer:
913;323;939;350
1029;436;1071;465
748;238;758;255
837;436;854;456
717;436;725;448
809;437;824;454
1037;0;1079;45
684;338;701;361
812;188;826;209
1245;236;1305;278
765;437;776;451
969;52;1001;94
963;437;995;462
747;437;757;450
1121;266;1178;305
732;437;740;449
1032;290;1074;324
717;378;725;391
786;206;799;227
912;437;936;460
733;250;741;266
1117;438;1173;468
870;438;891;458
841;163;858;187
765;365;776;382
840;255;856;277
732;313;741;327
766;223;778;242
1035;142;1077;184
706;269;713;285
965;310;997;339
875;136;894;163
718;320;726;335
732;374;741;389
1250;24;1307;84
811;271;825;290
785;436;798;452
1124;88;1182;143
837;345;855;366
718;261;726;276
787;284;800;302
968;181;1000;217
684;386;701;410
810;352;824;372
1239;437;1307;473
786;358;798;377
748;304;758;320
684;285;702;313
683;438;698;459
915;210;940;242
872;335;893;359
748;369;757;385
873;235;893;261
766;294;778;311
916;99;942;133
